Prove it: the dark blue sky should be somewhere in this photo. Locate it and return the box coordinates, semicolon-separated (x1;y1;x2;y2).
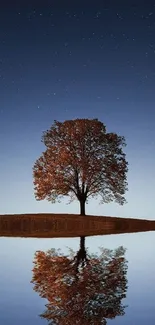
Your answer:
0;1;155;218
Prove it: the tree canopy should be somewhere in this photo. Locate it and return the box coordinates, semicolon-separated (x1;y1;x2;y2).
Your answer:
33;118;128;214
31;240;128;324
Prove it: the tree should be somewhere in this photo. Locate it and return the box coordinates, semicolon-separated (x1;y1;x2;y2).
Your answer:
31;240;128;325
33;118;128;215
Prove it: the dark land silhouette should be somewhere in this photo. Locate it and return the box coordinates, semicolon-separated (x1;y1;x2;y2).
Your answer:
0;213;155;238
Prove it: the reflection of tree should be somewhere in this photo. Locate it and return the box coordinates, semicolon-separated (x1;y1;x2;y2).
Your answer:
31;237;128;325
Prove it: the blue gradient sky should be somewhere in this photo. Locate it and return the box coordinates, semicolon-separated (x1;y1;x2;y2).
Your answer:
0;1;155;218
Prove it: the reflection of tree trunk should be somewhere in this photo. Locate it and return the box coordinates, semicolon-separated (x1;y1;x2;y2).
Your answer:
80;200;85;215
80;236;85;252
75;236;88;272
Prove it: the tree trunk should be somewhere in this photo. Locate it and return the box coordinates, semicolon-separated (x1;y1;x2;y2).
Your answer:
80;200;85;215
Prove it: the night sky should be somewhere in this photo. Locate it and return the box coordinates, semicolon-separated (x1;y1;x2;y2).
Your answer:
0;1;155;218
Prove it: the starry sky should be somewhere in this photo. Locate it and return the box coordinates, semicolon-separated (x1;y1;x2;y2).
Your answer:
0;0;155;218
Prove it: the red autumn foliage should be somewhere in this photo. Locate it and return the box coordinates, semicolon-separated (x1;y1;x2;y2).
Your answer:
31;239;128;324
33;119;128;214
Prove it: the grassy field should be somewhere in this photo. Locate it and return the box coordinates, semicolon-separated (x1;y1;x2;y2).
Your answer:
0;213;155;238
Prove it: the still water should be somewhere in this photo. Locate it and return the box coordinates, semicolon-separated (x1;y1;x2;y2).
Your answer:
0;231;155;324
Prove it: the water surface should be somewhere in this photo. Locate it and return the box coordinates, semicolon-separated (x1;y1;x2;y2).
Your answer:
0;231;155;324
